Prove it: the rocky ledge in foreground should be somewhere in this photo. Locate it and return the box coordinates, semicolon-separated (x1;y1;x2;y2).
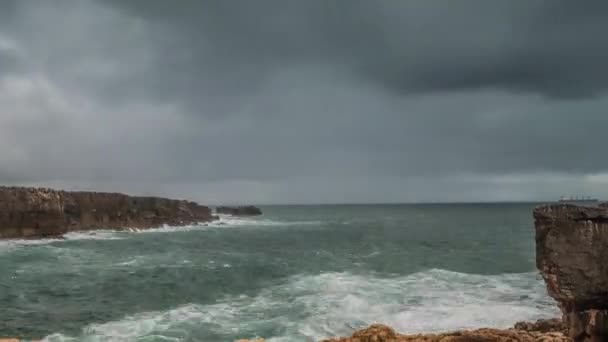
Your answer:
320;320;567;342
216;205;262;216
534;202;608;342
0;186;216;239
234;318;570;342
237;319;566;342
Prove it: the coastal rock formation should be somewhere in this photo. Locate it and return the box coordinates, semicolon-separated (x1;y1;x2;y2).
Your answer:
216;205;262;216
534;203;608;341
0;186;216;239
320;322;568;342
514;318;566;334
233;320;566;342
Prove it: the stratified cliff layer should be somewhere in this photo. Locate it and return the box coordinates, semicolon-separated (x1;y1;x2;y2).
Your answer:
534;203;608;342
0;186;215;239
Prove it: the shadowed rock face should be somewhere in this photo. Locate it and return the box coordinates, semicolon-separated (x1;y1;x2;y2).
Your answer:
216;205;262;216
0;186;215;239
534;203;608;342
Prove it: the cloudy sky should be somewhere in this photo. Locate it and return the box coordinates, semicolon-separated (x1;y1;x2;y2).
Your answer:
1;0;607;204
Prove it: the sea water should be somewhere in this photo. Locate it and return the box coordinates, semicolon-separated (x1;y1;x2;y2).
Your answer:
0;203;559;341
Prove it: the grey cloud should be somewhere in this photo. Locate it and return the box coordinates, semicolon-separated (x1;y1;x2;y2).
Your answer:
0;48;18;76
99;0;608;99
1;0;608;203
0;2;19;78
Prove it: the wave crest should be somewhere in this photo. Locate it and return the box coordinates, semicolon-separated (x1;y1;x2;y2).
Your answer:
42;269;558;341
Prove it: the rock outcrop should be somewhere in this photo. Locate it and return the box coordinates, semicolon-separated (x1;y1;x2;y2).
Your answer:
534;203;608;342
216;205;262;216
0;186;216;239
514;318;566;334
320;322;568;342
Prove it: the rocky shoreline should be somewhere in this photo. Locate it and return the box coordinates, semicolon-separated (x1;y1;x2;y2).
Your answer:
320;319;567;341
0;186;218;239
238;203;607;342
237;319;567;342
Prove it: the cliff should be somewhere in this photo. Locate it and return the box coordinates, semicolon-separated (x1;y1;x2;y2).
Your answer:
534;203;608;342
0;186;215;239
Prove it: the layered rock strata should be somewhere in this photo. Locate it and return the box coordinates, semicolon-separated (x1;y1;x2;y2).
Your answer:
0;186;215;239
534;203;608;342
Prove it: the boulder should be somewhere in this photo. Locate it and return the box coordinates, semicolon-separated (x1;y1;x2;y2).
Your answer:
534;203;608;341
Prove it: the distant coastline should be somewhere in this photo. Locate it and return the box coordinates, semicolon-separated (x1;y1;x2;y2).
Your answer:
0;186;218;239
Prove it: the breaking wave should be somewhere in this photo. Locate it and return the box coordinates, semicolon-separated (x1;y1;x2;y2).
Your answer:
0;231;123;253
209;214;323;227
42;269;558;342
1;215;322;253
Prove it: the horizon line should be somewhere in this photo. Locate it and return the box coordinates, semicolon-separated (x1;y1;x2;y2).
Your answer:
232;200;560;206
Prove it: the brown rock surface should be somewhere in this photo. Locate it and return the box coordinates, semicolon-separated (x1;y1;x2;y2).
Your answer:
320;323;568;342
0;186;216;239
514;318;566;334
534;203;608;341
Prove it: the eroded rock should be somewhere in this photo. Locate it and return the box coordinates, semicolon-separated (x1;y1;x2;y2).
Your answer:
534;203;608;341
0;186;216;239
514;318;566;334
320;323;568;342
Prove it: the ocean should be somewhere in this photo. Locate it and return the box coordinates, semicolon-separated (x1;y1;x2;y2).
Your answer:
0;203;559;341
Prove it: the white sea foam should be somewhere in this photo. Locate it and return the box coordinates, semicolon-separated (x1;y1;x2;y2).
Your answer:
1;215;320;254
0;238;64;254
130;223;204;234
286;269;559;339
63;230;123;241
208;214;322;227
42;269;558;341
42;304;209;342
0;230;124;253
132;215;322;234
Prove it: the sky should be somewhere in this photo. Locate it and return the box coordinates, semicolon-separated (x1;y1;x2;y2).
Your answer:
1;0;608;204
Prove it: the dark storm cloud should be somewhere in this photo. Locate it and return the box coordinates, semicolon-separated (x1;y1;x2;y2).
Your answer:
0;49;18;76
101;0;608;99
0;1;16;19
0;1;18;77
1;0;608;203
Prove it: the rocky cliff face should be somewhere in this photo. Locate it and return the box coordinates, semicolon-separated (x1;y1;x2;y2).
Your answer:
534;203;608;342
0;187;215;239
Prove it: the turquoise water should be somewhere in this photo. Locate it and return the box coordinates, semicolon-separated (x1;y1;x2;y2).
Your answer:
0;204;558;341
